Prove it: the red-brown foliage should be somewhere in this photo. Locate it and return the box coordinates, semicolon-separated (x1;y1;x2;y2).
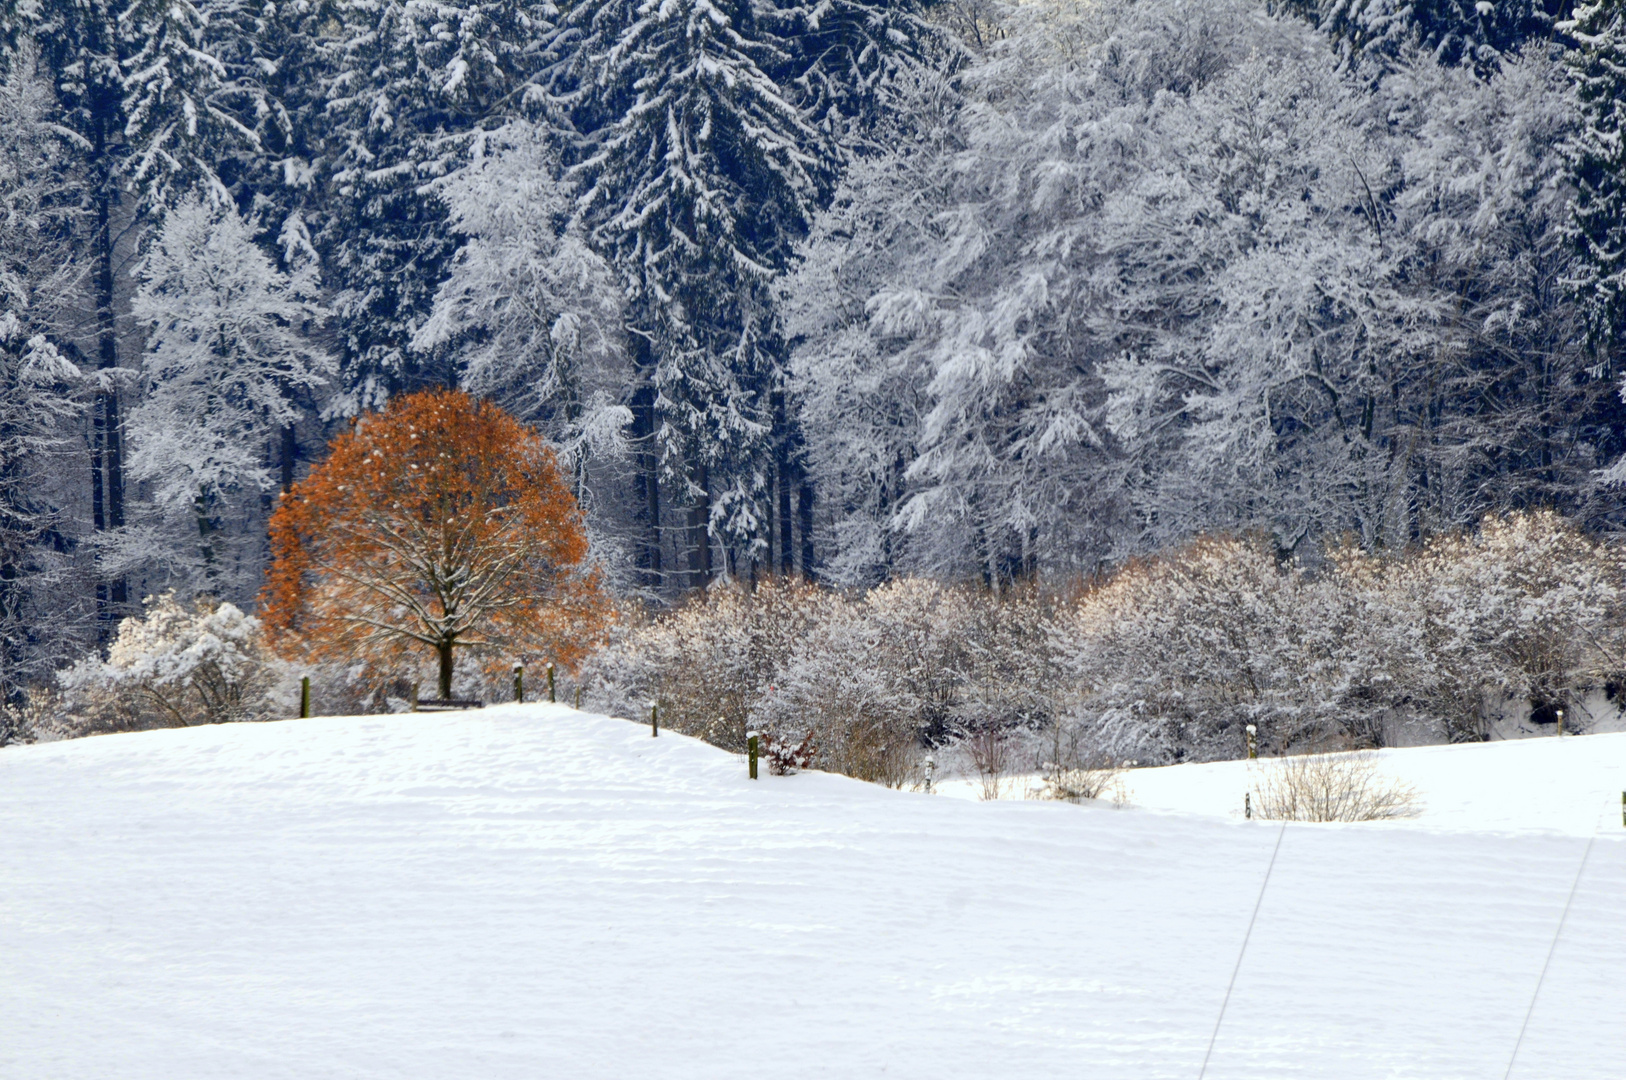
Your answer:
262;389;608;698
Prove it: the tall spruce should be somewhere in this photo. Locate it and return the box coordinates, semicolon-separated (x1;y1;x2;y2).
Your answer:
317;0;556;413
1567;0;1626;347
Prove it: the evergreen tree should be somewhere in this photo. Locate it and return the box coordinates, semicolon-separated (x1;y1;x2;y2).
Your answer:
552;0;950;585
561;0;835;583
1277;0;1569;73
0;50;88;696
1567;0;1626;347
317;0;558;412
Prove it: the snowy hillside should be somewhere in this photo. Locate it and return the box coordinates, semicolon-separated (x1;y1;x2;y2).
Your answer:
3;708;1622;1079
939;734;1626;836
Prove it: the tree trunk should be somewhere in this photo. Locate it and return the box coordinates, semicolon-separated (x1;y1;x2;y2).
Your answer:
773;389;792;575
795;459;815;582
280;423;297;494
689;459;711;590
438;639;455;699
631;371;661;591
91;114;126;623
195;489;216;590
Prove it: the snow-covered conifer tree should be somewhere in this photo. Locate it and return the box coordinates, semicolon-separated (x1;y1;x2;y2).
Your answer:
3;0;243;626
1567;0;1626;347
0;46;92;692
562;0;833;582
318;0;558;412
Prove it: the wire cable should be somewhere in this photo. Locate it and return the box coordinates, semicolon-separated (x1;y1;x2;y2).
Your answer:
1501;795;1607;1080
1197;820;1287;1080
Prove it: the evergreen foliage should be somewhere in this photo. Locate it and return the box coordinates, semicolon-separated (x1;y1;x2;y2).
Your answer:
1566;0;1626;346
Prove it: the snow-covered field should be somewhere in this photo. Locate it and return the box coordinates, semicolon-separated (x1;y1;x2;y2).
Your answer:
3;708;1622;1078
938;734;1626;836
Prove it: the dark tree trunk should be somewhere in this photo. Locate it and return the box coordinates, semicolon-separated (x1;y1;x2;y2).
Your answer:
91;111;126;623
773;390;792;575
689;460;711;590
794;446;815;581
280;423;297;494
195;490;216;591
438;639;455;699
631;372;661;591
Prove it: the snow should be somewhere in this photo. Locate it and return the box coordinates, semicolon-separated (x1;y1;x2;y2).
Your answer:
939;733;1626;837
3;707;1623;1078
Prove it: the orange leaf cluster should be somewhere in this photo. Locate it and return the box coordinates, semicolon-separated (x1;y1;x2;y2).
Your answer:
261;389;608;696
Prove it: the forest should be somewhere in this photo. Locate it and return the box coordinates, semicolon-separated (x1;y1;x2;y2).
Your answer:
1;0;1625;739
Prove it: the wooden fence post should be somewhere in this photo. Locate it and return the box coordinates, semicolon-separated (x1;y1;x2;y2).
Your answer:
299;676;310;719
747;730;759;780
650;701;659;738
547;662;556;703
514;665;524;703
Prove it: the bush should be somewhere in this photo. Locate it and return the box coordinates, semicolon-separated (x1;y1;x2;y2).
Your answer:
578;511;1624;783
583;577;1059;786
1248;751;1422;822
58;592;292;731
1354;511;1626;741
1052;536;1353;762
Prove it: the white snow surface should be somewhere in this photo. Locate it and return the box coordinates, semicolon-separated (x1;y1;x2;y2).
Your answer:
3;707;1623;1079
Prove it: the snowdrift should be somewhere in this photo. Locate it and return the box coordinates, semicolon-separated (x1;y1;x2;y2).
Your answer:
3;708;1622;1079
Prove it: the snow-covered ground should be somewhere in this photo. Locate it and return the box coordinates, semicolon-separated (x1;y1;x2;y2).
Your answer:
3;708;1622;1079
938;734;1626;836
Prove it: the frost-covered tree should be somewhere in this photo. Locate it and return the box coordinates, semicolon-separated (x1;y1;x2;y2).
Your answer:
0;322;83;701
781;69;970;585
0;47;91;696
1386;50;1623;532
2;0;247;628
127;195;333;598
413;121;629;478
1566;0;1626;349
786;0;1625;584
412;120;643;584
318;0;558;412
561;0;834;582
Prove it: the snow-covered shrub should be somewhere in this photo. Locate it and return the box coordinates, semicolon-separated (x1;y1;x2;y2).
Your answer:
1053;537;1352;763
59;593;292;730
1354;511;1626;741
583;579;841;752
585;577;1060;786
1035;718;1126;802
1248;752;1422;823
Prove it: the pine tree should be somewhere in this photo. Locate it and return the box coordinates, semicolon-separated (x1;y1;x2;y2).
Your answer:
561;0;835;583
0;56;87;692
317;0;557;412
1278;0;1569;73
1567;0;1626;347
0;321;83;702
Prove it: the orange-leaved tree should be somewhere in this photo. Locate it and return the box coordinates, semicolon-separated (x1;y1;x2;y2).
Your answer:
262;388;607;698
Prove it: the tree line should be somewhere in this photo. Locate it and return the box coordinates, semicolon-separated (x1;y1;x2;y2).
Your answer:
1;0;1624;700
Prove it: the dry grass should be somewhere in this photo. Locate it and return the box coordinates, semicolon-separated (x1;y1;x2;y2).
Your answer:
1249;750;1422;822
